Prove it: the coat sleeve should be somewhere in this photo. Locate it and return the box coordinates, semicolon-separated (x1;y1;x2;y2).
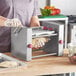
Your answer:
32;0;41;16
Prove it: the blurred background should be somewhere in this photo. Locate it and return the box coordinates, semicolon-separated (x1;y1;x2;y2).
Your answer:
38;0;76;15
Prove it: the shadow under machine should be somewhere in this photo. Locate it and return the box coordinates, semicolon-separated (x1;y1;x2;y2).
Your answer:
11;21;64;61
41;72;76;76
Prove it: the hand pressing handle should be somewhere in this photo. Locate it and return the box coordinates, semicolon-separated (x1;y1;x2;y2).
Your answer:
4;18;23;27
0;16;7;26
0;16;23;27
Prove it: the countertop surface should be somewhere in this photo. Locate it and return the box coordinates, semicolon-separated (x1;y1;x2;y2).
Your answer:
0;49;76;76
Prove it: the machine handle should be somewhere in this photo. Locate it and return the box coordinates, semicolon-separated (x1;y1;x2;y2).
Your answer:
48;28;53;31
27;44;32;48
59;40;63;44
13;27;22;34
43;26;48;30
43;26;53;31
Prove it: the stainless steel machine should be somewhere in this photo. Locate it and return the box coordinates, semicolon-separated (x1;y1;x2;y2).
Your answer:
67;15;76;43
68;23;76;43
11;21;64;61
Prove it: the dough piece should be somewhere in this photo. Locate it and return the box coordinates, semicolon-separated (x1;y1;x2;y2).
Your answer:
32;37;50;48
0;61;19;68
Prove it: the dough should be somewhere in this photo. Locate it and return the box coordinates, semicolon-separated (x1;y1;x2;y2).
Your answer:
32;37;50;48
0;61;19;68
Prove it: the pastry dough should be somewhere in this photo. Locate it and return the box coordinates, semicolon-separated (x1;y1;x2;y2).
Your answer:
32;37;50;48
0;61;19;68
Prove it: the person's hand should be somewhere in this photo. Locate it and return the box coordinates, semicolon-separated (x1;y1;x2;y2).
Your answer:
32;37;49;49
30;16;40;27
5;18;23;27
0;16;23;27
0;16;7;26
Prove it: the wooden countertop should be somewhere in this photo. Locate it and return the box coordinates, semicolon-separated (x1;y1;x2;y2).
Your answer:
0;49;76;76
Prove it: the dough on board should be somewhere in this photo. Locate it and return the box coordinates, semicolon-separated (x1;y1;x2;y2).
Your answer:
0;61;19;68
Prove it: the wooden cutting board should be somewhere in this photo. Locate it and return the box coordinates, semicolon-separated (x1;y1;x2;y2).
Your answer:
0;49;75;76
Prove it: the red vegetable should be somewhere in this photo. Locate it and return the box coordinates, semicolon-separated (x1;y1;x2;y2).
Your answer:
51;9;61;15
44;6;50;9
51;9;57;15
55;9;61;14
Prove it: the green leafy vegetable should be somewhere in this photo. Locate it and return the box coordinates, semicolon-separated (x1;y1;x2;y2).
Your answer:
40;8;51;16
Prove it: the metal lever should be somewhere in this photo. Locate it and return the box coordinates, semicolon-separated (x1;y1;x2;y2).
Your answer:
13;27;23;34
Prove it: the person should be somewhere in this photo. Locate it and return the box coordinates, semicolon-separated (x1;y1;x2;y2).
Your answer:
0;0;47;52
0;0;40;26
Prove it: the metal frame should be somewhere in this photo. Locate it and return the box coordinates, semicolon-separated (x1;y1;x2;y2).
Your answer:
39;17;68;48
11;21;64;61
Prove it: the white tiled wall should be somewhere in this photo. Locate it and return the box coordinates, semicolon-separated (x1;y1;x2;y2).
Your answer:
38;0;46;8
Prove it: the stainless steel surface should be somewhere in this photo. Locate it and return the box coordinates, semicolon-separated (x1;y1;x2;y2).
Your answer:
32;53;56;58
32;27;57;38
68;23;76;43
